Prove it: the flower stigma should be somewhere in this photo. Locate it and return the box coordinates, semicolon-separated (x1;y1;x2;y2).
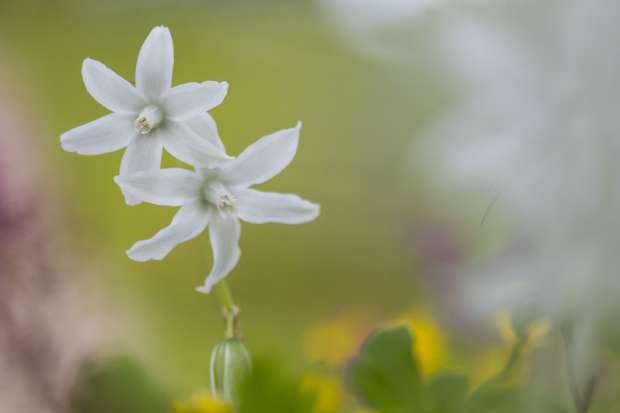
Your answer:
134;105;164;134
204;181;237;215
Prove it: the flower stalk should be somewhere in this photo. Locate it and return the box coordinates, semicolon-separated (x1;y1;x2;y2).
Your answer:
215;280;240;339
500;330;528;380
211;281;251;402
561;325;601;413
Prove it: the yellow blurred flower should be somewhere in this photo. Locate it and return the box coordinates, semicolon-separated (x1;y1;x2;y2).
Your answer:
300;373;343;413
302;312;371;367
394;309;448;376
470;348;509;386
495;312;549;348
302;309;449;377
174;391;232;413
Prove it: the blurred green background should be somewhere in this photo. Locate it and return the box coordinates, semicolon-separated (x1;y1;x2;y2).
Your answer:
0;0;445;395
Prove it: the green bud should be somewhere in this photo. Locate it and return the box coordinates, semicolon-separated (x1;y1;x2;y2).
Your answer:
210;338;252;402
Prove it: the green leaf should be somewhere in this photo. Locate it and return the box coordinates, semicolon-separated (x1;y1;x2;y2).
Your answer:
465;377;521;413
236;358;315;413
71;356;170;413
425;372;469;413
350;326;422;413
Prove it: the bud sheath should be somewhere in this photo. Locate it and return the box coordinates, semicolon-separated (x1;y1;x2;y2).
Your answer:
210;338;252;402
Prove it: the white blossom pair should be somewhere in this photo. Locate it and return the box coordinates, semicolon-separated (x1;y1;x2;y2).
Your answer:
60;26;320;292
60;26;231;203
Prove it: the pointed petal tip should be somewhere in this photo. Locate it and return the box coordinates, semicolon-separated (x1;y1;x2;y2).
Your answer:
150;25;171;35
295;121;302;131
125;198;141;206
81;57;101;74
58;132;95;155
59;132;73;149
309;202;321;219
126;247;162;262
201;80;228;88
81;58;94;75
195;284;212;294
126;248;140;261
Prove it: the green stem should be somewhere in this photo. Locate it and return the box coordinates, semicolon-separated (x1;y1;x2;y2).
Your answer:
215;280;241;339
500;331;528;380
215;279;235;313
561;325;600;413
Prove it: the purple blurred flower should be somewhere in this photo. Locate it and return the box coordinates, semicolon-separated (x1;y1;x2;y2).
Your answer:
0;61;104;413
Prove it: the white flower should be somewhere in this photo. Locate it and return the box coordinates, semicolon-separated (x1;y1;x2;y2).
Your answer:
114;122;320;293
60;26;231;204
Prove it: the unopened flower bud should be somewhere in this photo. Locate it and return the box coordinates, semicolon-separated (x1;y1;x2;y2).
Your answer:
210;338;252;402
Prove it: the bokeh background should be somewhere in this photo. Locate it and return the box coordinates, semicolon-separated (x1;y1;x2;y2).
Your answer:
0;0;442;402
4;1;618;412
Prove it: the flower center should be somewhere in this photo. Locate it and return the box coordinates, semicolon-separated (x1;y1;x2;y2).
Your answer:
217;194;237;214
134;105;163;135
204;182;237;215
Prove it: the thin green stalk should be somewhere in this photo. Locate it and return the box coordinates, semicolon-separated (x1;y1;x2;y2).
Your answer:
215;279;235;313
561;325;600;413
501;334;528;379
561;326;583;411
579;372;600;413
215;280;241;339
500;332;528;380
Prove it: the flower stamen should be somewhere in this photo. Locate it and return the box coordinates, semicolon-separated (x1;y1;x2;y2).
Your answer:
204;182;237;215
134;105;164;134
218;194;236;214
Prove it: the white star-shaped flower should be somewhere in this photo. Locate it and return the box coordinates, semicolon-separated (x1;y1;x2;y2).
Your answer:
60;26;231;204
114;122;320;293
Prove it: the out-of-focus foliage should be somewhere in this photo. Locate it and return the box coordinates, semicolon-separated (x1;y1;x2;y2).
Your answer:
348;326;568;413
300;374;343;413
71;356;170;413
395;309;448;376
350;326;423;412
236;359;316;413
175;358;344;413
174;391;232;413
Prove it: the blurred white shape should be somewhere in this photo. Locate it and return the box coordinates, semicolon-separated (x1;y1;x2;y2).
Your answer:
319;0;440;31
317;0;505;62
317;0;447;61
419;0;620;374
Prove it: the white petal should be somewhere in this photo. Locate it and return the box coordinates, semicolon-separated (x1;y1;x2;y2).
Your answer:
161;121;232;167
120;135;164;175
219;122;302;187
234;188;320;224
127;201;209;261
196;211;241;294
163;81;228;121
136;26;173;102
60;114;134;155
118;134;163;205
186;112;225;150
114;168;202;206
81;58;145;113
